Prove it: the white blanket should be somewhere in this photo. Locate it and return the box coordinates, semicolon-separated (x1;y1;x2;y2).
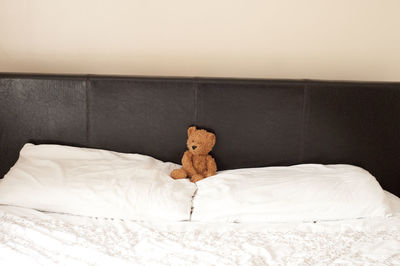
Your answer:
1;200;400;266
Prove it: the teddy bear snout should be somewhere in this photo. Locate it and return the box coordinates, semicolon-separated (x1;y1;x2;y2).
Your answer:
192;145;197;150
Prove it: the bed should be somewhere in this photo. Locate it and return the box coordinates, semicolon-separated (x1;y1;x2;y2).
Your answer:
0;73;400;265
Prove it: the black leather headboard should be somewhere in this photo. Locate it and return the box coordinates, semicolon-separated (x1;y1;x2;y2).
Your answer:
1;73;399;196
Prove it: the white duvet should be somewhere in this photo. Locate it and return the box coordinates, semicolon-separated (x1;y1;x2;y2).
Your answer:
1;192;400;266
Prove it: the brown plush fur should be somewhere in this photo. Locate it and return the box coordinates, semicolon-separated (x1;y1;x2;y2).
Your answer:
170;126;217;182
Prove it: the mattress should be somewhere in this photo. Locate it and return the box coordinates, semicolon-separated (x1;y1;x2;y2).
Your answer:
1;191;400;266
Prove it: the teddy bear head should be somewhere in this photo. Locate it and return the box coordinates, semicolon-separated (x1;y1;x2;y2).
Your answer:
186;126;216;156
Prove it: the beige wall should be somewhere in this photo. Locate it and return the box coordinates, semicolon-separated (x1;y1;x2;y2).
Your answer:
1;0;399;81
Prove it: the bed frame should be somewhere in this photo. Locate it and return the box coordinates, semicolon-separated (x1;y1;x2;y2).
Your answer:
1;73;399;196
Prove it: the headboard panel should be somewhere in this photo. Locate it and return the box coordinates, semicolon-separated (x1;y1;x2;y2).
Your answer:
87;77;196;163
196;79;305;169
0;75;87;181
303;81;400;196
1;73;399;196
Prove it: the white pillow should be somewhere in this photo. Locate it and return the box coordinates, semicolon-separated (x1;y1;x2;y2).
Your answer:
191;164;391;222
0;143;197;221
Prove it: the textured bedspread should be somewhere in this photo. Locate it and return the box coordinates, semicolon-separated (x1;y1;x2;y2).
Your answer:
0;207;400;266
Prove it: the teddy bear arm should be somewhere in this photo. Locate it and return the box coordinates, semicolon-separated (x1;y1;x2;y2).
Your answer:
182;151;198;176
205;156;217;177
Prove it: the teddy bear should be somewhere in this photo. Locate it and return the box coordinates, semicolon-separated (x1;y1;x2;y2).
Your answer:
170;126;217;183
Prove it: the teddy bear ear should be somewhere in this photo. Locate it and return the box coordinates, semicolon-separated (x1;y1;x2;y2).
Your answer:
188;126;197;137
208;133;216;146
